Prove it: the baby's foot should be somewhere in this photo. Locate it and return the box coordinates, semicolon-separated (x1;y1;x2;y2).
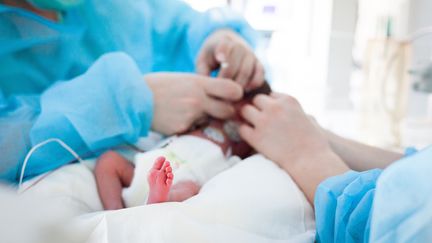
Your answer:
147;157;174;204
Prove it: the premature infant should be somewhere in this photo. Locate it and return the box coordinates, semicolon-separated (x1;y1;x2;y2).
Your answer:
94;83;271;210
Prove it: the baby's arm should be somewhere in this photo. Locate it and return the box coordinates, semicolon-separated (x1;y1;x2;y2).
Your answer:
94;151;135;210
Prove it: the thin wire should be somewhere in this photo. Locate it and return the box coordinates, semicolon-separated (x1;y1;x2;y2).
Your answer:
18;138;83;189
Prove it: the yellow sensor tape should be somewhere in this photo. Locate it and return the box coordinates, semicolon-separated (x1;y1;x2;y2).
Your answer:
163;149;187;170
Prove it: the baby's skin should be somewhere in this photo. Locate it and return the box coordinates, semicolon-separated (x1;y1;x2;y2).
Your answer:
94;83;271;210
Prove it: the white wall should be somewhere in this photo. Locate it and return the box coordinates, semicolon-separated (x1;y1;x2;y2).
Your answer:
325;0;357;110
267;0;334;116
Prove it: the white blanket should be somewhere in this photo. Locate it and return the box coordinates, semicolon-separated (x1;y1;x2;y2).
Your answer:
19;154;315;243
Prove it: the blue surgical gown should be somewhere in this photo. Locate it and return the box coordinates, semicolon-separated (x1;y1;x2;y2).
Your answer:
0;0;256;183
315;146;432;242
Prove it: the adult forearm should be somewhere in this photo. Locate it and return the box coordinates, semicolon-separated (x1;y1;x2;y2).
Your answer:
282;150;350;205
326;131;403;171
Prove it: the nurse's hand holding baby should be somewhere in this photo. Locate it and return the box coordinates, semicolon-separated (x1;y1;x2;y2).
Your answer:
239;93;349;203
145;73;244;135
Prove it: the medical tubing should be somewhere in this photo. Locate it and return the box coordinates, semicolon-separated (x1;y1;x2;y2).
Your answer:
19;138;83;188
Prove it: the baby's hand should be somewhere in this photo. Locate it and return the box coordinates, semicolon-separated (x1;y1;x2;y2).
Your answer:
94;151;134;210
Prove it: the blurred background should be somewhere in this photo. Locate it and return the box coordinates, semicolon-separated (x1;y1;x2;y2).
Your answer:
185;0;432;150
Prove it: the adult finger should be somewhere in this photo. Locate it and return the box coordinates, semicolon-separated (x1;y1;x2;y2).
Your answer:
214;40;234;66
238;124;256;146
196;48;218;76
235;54;255;87
218;44;244;79
247;61;265;90
270;92;300;107
252;94;274;110
241;104;261;126
270;92;285;99
202;77;243;101
204;97;236;119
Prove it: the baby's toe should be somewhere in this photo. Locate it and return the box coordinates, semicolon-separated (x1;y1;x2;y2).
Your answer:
152;157;166;170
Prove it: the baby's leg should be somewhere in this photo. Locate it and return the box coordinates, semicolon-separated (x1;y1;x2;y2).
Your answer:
168;181;200;202
147;157;200;204
95;151;134;210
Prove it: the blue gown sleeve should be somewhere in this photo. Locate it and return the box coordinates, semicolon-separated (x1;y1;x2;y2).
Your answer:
314;169;382;243
144;0;258;72
0;93;40;182
370;146;432;242
78;0;257;73
0;52;153;182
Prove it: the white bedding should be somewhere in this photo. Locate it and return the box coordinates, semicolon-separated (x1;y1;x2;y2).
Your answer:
19;154;315;243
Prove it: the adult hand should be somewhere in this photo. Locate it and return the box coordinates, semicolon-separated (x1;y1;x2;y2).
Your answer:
239;93;348;203
196;29;265;90
145;73;243;135
239;93;330;167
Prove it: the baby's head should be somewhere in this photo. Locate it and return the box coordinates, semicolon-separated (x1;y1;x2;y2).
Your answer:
187;82;272;159
222;82;272;157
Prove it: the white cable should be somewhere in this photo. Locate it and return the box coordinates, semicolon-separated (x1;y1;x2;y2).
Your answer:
18;138;83;189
